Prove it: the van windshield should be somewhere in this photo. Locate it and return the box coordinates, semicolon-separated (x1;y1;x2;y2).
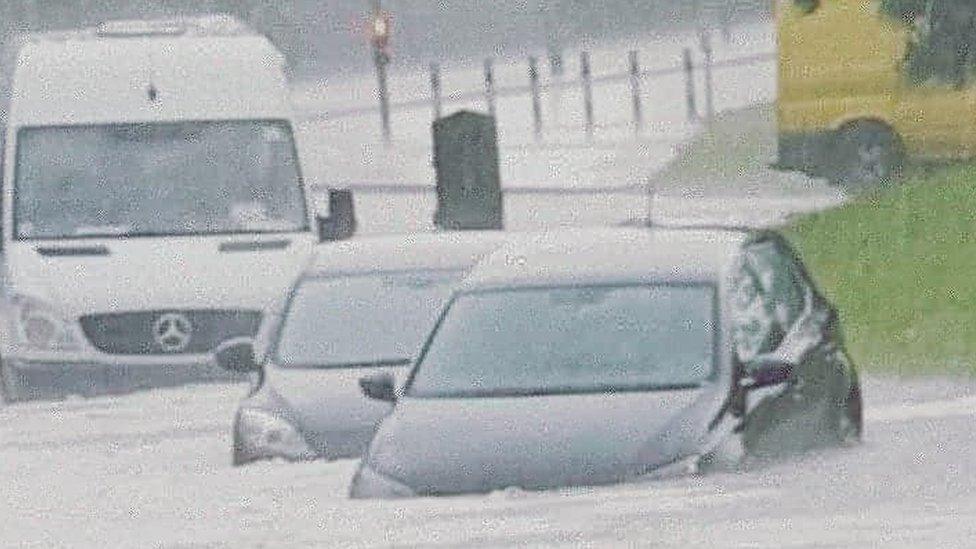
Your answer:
13;120;309;239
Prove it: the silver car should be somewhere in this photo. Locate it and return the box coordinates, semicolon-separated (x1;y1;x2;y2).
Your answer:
351;227;862;498
216;231;510;465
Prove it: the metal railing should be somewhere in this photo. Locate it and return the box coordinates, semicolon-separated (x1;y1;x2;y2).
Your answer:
298;38;775;140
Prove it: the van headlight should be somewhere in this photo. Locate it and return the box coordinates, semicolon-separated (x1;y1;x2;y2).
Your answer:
4;293;83;352
234;408;314;465
349;462;416;499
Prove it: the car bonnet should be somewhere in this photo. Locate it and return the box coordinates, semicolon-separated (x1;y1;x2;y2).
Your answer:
364;384;728;495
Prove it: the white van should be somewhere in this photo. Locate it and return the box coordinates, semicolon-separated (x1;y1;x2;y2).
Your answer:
0;16;346;401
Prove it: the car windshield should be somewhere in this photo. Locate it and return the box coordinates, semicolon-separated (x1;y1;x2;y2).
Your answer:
274;270;462;368
407;284;717;398
14;120;308;239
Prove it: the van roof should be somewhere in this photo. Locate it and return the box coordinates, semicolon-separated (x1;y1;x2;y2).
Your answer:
29;15;256;43
7;15;289;126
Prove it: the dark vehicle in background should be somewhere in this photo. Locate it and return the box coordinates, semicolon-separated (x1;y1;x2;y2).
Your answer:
351;227;862;498
217;232;510;465
777;0;976;187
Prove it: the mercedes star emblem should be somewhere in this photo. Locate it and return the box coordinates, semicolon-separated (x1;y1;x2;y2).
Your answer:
152;313;193;353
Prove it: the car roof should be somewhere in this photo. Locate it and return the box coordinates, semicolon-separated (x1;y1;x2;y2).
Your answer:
461;227;752;290
305;231;515;277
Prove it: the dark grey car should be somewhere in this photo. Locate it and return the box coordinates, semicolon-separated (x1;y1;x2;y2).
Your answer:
350;227;862;498
216;231;510;465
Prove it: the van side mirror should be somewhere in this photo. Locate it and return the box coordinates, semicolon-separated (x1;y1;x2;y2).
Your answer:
317;189;356;242
359;372;397;403
215;338;262;374
740;355;796;390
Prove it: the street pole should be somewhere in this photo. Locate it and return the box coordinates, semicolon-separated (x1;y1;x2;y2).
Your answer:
370;0;391;142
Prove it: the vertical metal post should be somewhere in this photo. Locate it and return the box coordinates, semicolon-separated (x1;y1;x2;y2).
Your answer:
484;58;496;120
548;45;564;127
701;30;715;122
646;181;657;227
692;0;703;34
24;0;36;31
683;48;698;122
581;51;594;139
722;0;737;43
628;50;643;133
429;62;442;121
528;56;543;140
374;48;391;141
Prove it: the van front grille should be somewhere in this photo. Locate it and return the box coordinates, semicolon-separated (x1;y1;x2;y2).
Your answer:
79;310;262;355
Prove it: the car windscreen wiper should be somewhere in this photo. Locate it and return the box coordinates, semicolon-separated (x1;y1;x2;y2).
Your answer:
415;382;703;399
287;358;412;370
72;225;133;237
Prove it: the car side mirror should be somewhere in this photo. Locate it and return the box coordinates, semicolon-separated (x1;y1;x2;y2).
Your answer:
215;338;262;374
359;372;397;403
740;355;796;390
317;189;356;242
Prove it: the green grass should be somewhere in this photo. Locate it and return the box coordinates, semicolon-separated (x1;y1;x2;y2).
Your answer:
786;163;976;375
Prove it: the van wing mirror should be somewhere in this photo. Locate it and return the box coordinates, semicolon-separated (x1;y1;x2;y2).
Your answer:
317;189;356;242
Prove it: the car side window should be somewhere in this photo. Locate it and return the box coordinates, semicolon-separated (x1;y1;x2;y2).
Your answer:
732;240;811;363
753;241;808;328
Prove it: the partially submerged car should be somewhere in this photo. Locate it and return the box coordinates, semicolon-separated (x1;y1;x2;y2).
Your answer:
216;231;510;465
350;227;862;498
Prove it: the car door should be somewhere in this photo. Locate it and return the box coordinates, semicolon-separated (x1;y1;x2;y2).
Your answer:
732;237;847;456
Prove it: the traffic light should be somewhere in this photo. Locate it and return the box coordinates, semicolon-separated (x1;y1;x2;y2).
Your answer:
369;10;391;51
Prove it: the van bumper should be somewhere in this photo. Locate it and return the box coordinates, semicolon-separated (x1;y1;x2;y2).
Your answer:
1;355;246;403
776;131;835;178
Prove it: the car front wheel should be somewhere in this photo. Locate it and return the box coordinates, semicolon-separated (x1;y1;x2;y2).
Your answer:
835;383;863;446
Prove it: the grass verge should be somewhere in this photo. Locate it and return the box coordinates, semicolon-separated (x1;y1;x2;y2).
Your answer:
786;163;976;375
